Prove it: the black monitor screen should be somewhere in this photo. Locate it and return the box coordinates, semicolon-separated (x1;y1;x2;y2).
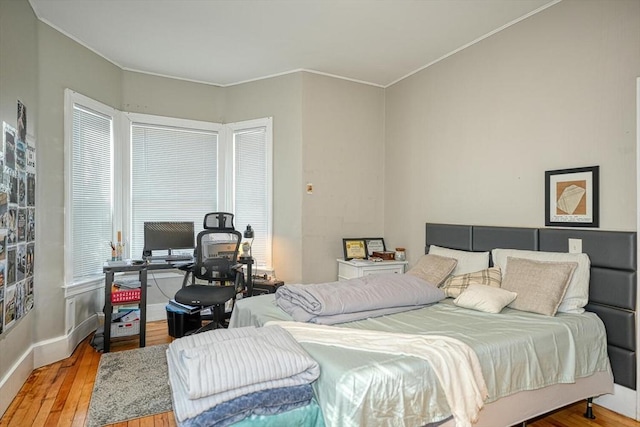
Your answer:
143;221;194;256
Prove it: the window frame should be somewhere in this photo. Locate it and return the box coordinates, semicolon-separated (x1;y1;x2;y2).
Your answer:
63;89;120;287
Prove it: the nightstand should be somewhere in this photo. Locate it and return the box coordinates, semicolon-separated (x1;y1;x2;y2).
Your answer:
337;259;408;281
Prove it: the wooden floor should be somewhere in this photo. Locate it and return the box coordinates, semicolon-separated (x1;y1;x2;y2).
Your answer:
1;321;639;427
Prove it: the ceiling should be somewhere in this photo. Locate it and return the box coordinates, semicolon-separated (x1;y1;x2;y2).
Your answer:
29;0;559;88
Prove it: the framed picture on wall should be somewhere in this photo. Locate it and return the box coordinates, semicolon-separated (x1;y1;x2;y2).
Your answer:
342;238;367;260
545;166;599;227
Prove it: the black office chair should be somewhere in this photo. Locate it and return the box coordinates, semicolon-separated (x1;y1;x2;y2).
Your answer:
174;212;245;333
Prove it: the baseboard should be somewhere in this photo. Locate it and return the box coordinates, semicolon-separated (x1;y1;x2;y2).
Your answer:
33;315;97;368
0;345;34;418
595;384;637;420
0;315;97;418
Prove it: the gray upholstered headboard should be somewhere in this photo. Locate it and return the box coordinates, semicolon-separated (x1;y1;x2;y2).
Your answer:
425;223;637;390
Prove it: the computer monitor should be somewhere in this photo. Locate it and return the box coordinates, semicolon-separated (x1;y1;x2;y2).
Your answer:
143;221;194;257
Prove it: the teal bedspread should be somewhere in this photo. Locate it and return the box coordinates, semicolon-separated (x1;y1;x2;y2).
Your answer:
230;295;611;427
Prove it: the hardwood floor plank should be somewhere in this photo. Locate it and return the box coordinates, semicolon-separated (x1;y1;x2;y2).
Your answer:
31;363;68;427
57;342;97;426
2;320;639;427
2;369;43;426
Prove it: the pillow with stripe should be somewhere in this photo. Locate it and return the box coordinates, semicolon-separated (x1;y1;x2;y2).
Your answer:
440;267;502;298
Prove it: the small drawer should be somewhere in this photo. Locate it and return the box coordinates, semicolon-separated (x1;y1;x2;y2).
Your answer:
362;267;404;276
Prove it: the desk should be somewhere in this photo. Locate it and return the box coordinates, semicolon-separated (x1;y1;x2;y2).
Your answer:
102;260;192;352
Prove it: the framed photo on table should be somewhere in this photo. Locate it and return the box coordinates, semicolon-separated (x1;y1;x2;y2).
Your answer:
364;238;386;257
545;166;599;227
342;238;367;260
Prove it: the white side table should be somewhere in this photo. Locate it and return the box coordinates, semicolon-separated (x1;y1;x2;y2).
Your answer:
337;259;408;281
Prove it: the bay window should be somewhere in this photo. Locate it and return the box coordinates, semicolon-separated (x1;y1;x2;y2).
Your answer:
64;89;273;286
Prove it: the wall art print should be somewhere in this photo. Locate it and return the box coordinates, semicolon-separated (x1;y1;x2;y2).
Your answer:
1;99;36;336
545;166;599;228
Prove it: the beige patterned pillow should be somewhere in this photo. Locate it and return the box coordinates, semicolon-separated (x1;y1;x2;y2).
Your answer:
406;254;457;286
441;267;502;298
491;249;590;314
501;257;577;316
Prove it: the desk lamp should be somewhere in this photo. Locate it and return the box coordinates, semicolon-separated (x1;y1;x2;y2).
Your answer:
241;224;254;259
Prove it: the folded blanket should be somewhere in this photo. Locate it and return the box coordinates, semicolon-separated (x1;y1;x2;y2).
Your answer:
167;325;320;421
275;273;445;324
180;384;314;427
267;321;488;427
169;326;319;400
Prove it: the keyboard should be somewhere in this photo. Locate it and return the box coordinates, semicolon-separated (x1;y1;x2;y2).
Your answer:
165;254;193;262
146;254;193;262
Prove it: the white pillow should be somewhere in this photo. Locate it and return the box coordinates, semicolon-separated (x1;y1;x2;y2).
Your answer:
491;249;590;314
429;245;490;275
453;284;517;314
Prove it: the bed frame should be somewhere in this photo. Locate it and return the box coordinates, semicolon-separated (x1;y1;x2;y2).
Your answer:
425;223;636;425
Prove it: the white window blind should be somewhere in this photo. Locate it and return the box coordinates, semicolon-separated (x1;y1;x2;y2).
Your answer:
130;122;218;259
233;123;272;268
70;104;113;281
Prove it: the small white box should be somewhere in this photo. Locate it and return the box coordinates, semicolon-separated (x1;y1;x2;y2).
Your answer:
110;320;140;337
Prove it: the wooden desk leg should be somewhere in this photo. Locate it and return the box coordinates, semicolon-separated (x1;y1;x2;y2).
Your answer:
139;267;147;348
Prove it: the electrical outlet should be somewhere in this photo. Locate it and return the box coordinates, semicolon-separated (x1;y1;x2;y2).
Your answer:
568;238;582;254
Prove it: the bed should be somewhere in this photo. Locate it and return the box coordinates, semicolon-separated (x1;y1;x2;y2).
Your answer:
226;223;636;426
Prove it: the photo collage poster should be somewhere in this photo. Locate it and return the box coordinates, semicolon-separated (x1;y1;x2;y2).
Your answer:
0;100;36;335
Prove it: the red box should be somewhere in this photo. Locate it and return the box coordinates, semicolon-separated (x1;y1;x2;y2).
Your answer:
111;288;141;304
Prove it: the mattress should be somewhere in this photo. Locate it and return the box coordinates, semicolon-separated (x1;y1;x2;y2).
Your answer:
230;295;613;426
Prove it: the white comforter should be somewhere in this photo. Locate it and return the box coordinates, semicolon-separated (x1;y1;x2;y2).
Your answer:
267;321;488;427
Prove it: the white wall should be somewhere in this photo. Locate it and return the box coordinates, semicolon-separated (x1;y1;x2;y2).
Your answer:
0;0;38;414
384;0;640;264
224;74;305;283
301;73;385;282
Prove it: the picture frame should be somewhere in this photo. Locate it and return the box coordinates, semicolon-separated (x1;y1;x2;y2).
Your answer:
342;238;367;260
545;166;599;228
364;238;386;257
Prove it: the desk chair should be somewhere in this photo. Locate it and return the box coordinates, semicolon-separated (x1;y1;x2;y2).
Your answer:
174;212;245;333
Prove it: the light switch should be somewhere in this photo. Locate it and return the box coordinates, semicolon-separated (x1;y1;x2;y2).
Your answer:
306;183;313;194
568;238;582;253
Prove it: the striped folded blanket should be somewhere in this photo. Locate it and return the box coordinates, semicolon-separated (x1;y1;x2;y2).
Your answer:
167;325;319;421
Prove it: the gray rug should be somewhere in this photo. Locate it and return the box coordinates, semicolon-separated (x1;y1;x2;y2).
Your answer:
87;344;173;426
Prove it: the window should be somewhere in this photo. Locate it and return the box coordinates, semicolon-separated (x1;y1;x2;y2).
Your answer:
230;119;273;268
127;115;221;260
64;90;117;284
64;90;273;287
